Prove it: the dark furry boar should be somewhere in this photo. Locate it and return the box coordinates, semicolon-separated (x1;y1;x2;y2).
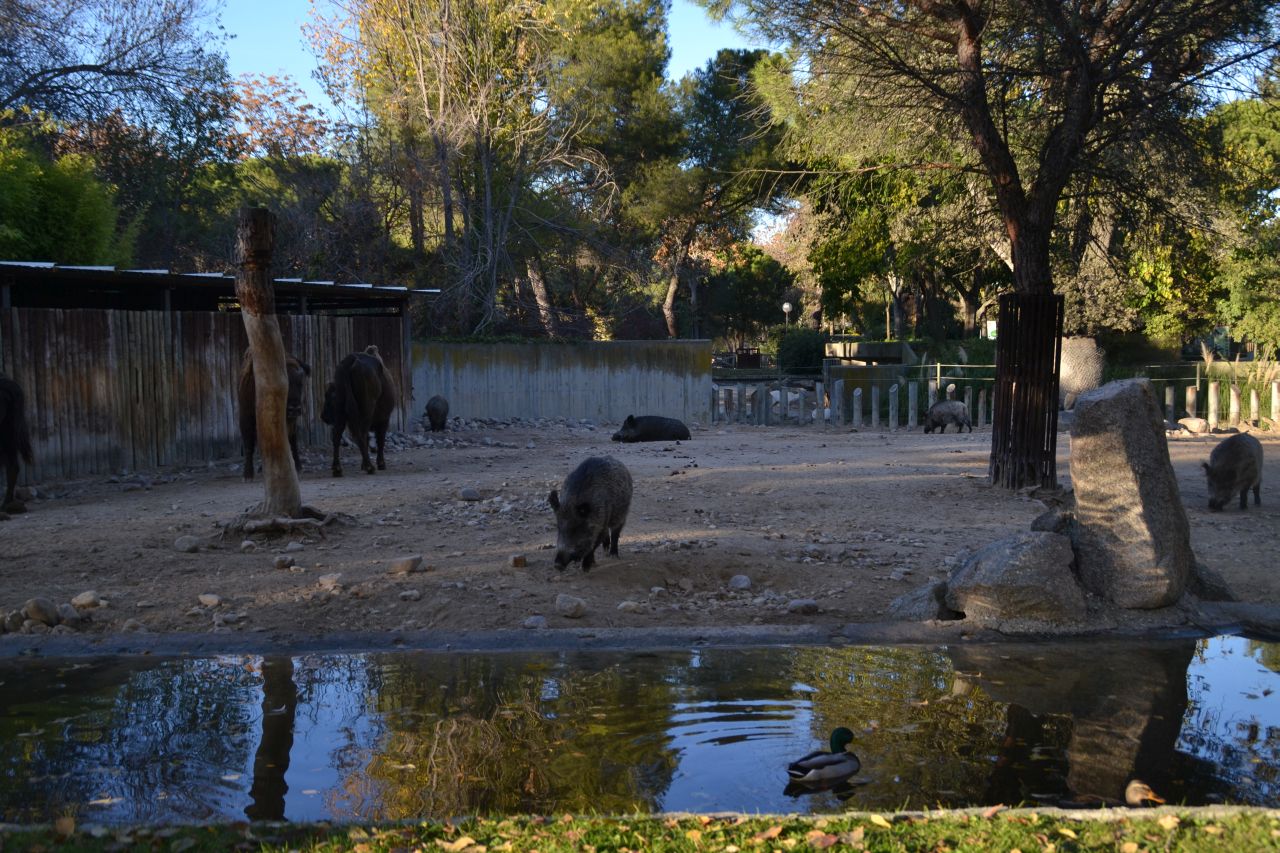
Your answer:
611;414;691;442
0;374;34;513
923;400;972;434
425;395;449;432
548;456;633;571
321;349;397;476
238;350;311;480
1203;432;1263;511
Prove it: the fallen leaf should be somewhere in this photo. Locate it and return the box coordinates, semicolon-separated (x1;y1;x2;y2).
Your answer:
1158;815;1181;831
437;837;477;853
1203;826;1223;835
1057;828;1078;840
752;825;783;841
780;840;798;850
54;816;75;837
1120;843;1139;853
840;827;866;845
869;815;893;829
982;805;1005;818
806;830;838;849
685;829;702;844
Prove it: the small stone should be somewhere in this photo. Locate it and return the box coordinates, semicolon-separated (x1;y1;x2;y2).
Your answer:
728;574;752;591
56;603;83;628
198;593;222;608
399;589;422;602
50;624;76;635
509;554;527;568
555;594;587;618
173;535;201;553
121;618;147;633
71;591;101;609
318;573;343;591
616;600;643;612
525;441;535;449
523;615;548;629
460;487;482;501
4;610;23;632
787;598;820;615
389;555;425;575
240;540;257;553
1178;416;1210;435
22;597;60;626
273;555;295;570
284;541;305;553
25;621;49;635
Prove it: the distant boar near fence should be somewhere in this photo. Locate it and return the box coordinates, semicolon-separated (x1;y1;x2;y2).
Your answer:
611;414;691;442
548;456;633;571
922;400;972;434
0;374;34;513
1203;433;1263;511
321;349;397;476
238;350;311;480
425;395;449;432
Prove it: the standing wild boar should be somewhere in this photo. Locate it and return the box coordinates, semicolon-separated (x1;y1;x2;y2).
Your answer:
238;350;311;480
1203;433;1263;511
0;374;34;513
548;456;633;571
425;395;449;432
321;349;397;476
922;400;972;434
611;414;691;442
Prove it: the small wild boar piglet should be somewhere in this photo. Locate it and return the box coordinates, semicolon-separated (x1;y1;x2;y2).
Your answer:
1203;432;1263;511
548;456;633;571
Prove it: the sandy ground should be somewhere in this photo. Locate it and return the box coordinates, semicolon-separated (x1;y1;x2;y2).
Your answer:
1;418;1276;643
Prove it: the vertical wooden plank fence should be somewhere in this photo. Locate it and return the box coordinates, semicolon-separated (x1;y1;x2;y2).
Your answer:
0;308;408;483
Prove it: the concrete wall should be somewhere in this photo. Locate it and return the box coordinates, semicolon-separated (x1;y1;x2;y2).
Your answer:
411;340;712;424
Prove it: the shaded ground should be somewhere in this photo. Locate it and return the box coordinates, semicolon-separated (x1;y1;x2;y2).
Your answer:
1;419;1276;642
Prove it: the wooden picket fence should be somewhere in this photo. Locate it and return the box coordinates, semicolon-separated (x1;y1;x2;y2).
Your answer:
0;308;409;482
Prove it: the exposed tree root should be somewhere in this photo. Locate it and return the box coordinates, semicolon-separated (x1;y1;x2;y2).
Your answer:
222;505;353;539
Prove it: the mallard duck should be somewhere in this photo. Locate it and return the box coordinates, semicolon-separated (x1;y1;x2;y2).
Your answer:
1056;779;1167;809
787;727;861;783
1125;779;1165;807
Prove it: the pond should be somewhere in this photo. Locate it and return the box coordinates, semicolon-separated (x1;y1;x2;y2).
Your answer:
1;635;1277;824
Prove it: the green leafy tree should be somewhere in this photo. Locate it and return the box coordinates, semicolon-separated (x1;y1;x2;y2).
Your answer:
701;245;794;348
709;0;1279;487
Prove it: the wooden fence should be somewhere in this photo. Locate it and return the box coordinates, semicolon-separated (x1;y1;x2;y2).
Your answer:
0;308;409;482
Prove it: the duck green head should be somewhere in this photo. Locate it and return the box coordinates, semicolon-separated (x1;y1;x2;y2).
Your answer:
829;727;855;753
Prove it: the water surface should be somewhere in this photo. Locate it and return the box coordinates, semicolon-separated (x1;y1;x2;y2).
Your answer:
1;636;1277;823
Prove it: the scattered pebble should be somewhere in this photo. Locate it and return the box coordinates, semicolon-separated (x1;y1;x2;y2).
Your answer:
616;600;643;612
318;573;343;591
273;555;295;570
399;589;422;602
729;574;752;591
523;615;548;629
460;487;482;501
555;594;587;618
121;618;147;633
173;535;201;553
71;591;101;609
240;540;257;553
787;598;820;615
55;603;83;628
284;541;305;553
22;597;60;627
389;555;425;575
198;593;222;608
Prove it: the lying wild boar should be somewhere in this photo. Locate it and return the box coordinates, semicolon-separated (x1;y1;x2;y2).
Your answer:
611;414;691;442
1203;432;1263;511
922;400;972;434
548;456;633;571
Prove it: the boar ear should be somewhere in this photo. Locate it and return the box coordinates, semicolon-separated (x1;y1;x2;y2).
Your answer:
624;415;635;425
1201;462;1210;473
576;502;592;519
548;490;560;510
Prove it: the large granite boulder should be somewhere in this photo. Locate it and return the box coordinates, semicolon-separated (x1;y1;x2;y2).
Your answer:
1059;337;1106;410
1070;379;1192;608
944;531;1086;625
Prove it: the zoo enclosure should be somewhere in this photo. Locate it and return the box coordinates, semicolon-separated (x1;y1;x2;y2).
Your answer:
0;264;413;482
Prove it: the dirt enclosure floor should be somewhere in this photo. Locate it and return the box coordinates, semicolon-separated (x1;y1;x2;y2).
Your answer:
1;419;1277;644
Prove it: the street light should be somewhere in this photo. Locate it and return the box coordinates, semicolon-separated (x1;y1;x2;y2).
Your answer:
782;301;793;328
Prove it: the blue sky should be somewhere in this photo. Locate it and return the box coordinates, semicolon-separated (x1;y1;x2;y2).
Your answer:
219;0;759;111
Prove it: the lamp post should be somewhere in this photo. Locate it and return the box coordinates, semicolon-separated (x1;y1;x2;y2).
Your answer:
782;301;792;328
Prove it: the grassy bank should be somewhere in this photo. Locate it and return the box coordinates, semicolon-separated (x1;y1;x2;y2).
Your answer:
4;809;1279;852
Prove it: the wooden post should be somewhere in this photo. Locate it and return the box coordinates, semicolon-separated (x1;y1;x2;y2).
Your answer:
1164;385;1175;427
735;385;744;423
964;385;973;421
815;381;825;428
1185;386;1197;422
927;379;937;408
1208;381;1219;430
852;388;863;429
888;384;899;431
799;389;809;425
978;389;988;428
1250;388;1260;425
1229;384;1241;427
235;207;301;518
870;385;880;429
833;379;845;425
907;381;918;429
756;383;767;426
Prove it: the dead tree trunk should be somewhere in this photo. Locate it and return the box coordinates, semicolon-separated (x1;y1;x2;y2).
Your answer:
526;256;557;337
235;207;302;518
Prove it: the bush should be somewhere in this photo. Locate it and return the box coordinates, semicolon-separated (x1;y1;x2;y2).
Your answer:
768;326;829;374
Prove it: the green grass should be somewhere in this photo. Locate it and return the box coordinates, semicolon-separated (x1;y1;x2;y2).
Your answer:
5;809;1279;852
